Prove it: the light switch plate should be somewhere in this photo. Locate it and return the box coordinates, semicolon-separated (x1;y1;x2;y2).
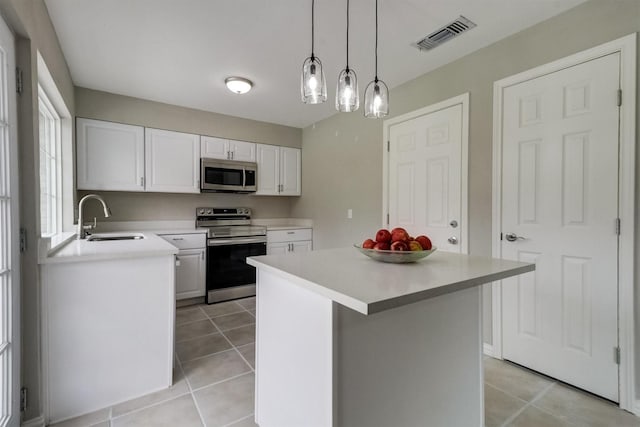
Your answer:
347;209;353;219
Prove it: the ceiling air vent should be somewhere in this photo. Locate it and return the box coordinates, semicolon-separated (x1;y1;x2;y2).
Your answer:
415;16;476;51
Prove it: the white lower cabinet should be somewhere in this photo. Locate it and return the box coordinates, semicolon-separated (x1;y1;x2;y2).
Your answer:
40;255;175;423
266;228;312;255
159;233;206;300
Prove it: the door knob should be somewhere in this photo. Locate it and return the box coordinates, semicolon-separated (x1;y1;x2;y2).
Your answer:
504;233;526;242
448;236;458;245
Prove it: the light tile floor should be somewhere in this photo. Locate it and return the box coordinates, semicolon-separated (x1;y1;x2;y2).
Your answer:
51;297;640;427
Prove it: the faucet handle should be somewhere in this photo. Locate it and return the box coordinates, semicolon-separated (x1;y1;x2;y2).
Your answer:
82;217;97;230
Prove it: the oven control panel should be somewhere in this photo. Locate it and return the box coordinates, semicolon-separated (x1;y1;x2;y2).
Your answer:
196;207;251;217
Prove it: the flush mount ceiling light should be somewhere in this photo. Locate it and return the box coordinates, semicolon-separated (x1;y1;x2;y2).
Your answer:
364;0;389;118
225;77;253;94
301;0;327;104
336;0;359;112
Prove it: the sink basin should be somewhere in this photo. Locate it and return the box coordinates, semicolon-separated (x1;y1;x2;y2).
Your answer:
86;233;145;242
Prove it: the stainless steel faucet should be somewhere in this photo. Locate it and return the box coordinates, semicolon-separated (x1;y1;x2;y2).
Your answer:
77;194;112;239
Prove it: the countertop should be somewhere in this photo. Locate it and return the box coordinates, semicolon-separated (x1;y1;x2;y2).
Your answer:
247;247;534;315
41;232;179;264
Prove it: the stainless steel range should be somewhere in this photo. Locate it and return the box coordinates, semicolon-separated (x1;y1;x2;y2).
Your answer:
196;207;267;304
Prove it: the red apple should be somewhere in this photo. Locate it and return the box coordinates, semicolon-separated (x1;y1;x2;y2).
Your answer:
375;229;392;243
390;241;409;251
373;241;390;251
415;235;432;250
362;238;376;249
391;228;410;243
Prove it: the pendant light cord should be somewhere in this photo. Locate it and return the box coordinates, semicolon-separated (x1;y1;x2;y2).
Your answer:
346;0;350;71
374;0;378;80
311;0;315;58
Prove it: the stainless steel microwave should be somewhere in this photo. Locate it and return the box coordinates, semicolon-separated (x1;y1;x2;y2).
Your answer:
200;158;257;193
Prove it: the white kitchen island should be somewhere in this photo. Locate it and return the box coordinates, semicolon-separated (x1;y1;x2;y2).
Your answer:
247;248;534;427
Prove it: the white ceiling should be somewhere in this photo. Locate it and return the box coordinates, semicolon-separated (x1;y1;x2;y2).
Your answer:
44;0;585;128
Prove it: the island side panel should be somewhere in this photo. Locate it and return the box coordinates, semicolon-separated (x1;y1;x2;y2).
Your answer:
255;268;335;427
336;286;483;427
41;256;175;423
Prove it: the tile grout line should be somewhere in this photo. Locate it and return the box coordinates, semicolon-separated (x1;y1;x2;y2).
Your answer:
221;413;256;427
176;348;209;427
107;356;194;424
190;371;255;394
207;311;255;373
498;381;557;427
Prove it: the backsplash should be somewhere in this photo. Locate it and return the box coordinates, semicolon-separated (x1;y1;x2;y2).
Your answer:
77;190;293;222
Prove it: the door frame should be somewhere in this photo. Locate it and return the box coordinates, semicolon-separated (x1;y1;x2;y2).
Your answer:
382;93;469;254
491;33;637;411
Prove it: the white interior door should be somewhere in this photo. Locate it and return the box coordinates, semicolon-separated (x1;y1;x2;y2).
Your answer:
0;12;18;427
388;102;465;252
500;53;620;401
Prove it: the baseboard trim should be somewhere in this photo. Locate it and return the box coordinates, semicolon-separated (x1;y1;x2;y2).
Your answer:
21;415;45;427
483;343;494;358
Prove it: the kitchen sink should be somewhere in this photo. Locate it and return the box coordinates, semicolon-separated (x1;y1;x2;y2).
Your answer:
86;233;145;242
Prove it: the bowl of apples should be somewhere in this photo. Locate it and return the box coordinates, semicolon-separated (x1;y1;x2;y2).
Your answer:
355;228;437;263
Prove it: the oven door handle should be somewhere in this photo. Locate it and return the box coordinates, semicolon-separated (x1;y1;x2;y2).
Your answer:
242;167;246;189
207;237;267;246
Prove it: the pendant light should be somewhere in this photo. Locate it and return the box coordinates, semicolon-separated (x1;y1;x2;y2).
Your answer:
336;0;359;112
301;0;327;104
364;0;388;118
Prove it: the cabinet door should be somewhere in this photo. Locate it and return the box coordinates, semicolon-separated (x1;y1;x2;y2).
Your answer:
291;240;312;253
175;249;206;300
267;242;289;255
76;118;145;191
201;136;229;160
229;140;256;162
145;128;200;193
279;147;301;196
256;144;280;195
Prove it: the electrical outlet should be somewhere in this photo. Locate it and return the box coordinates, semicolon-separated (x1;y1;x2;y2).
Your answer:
347;209;353;219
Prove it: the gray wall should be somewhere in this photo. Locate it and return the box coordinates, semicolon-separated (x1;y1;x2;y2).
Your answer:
0;0;76;422
291;0;640;349
75;87;301;221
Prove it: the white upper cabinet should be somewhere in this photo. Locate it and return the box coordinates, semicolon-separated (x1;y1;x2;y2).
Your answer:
201;136;256;162
280;146;301;196
200;136;229;160
256;144;280;195
76;118;145;191
229;140;256;162
256;144;301;196
145;128;200;193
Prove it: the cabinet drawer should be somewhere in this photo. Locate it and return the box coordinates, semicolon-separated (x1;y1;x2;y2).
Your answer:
267;228;312;243
159;233;206;249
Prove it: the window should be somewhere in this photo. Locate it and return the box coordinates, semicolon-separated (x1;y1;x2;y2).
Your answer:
38;85;62;237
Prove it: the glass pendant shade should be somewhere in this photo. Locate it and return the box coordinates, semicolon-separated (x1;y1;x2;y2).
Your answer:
301;56;327;104
336;68;359;112
364;79;389;118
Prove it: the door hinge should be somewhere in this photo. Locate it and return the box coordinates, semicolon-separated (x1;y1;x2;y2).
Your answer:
500;232;503;241
20;387;27;412
615;218;621;236
614;346;621;365
19;228;26;253
15;67;22;95
617;89;622;107
387;140;390;152
386;213;389;225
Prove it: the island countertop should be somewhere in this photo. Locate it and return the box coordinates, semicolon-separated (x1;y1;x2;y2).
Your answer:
247;247;534;315
40;232;179;264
